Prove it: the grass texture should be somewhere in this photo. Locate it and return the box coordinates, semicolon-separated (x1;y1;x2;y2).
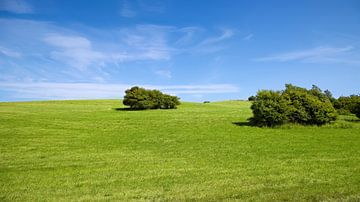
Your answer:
1;100;360;201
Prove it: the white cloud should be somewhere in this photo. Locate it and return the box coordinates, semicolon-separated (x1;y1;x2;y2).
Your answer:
44;34;92;49
0;0;33;14
0;82;239;100
44;34;106;71
255;46;360;65
120;0;136;18
0;46;22;58
175;27;204;46
242;34;253;41
0;18;237;85
155;69;172;79
200;29;234;46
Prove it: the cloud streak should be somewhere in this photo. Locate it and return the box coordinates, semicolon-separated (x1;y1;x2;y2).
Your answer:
0;0;33;14
255;46;360;65
242;34;253;41
0;46;22;58
0;82;239;101
44;34;105;70
155;69;172;79
120;0;136;18
200;29;234;46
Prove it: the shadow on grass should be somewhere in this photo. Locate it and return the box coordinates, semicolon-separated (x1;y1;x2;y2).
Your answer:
113;107;177;111
346;119;360;123
113;107;138;111
232;121;255;127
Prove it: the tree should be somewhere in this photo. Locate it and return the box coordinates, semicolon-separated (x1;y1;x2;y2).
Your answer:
123;86;180;110
353;102;360;119
334;94;360;115
248;95;256;101
249;84;337;127
283;84;337;125
249;90;290;127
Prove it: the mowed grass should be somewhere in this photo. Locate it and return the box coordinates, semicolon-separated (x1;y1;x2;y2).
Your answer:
1;100;360;201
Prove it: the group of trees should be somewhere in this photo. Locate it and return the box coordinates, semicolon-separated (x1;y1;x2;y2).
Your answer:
333;95;360;118
249;84;338;127
123;86;180;110
122;85;359;127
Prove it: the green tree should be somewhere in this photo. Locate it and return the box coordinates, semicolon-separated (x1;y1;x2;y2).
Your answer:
249;90;290;127
249;84;337;127
123;86;180;110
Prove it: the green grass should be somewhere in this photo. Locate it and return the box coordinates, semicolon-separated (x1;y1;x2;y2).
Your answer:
1;100;360;201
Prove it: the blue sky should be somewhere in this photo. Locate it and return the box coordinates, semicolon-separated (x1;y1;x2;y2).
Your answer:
0;0;359;101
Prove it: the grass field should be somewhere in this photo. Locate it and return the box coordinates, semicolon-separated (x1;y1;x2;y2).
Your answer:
1;100;360;201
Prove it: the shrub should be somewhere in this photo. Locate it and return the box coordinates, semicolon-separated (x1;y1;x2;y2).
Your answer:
123;86;180;110
352;102;360;119
248;96;256;101
334;95;360;116
249;84;337;127
283;84;337;125
249;90;290;127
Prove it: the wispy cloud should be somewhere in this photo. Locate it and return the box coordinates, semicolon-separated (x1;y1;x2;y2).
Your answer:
44;34;105;70
0;18;236;85
0;46;22;58
138;0;166;13
120;0;136;18
200;29;234;46
0;82;239;101
155;69;172;79
175;27;204;46
242;33;253;41
255;46;360;65
0;0;33;14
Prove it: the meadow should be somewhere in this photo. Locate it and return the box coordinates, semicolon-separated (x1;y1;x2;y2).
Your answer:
0;100;360;201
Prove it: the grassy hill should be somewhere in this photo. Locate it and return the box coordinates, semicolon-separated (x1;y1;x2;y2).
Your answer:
1;100;360;201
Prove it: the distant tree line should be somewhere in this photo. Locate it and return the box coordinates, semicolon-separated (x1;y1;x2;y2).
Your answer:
123;86;180;110
333;94;360;118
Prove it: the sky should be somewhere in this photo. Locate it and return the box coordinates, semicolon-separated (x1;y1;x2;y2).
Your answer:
0;0;359;102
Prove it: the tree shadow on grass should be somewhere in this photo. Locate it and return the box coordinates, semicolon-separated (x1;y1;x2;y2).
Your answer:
113;107;138;111
346;119;360;123
232;121;255;127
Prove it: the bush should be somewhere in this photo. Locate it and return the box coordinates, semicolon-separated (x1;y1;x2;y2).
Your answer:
249;84;337;127
334;95;360;116
249;90;290;127
123;86;180;110
248;96;256;101
353;103;360;119
283;84;337;125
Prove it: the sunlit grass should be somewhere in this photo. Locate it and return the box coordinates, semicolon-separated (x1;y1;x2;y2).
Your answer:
1;100;359;201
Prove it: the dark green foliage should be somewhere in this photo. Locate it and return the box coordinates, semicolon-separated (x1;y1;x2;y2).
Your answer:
249;84;337;127
353;103;360;119
248;95;256;101
333;94;360;116
283;84;337;125
324;89;336;104
123;86;180;110
249;90;289;127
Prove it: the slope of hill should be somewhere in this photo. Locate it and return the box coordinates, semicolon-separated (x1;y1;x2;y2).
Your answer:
1;100;359;201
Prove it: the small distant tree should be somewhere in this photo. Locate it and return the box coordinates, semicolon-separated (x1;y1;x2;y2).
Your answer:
248;95;256;101
334;94;360;115
353;103;360;119
324;89;336;104
123;86;180;110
